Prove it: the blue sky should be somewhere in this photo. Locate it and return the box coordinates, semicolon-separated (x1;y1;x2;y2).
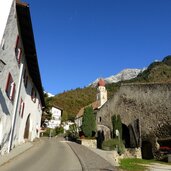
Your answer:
26;0;171;95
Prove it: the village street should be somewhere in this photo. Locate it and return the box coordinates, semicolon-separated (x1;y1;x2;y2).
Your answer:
0;137;116;171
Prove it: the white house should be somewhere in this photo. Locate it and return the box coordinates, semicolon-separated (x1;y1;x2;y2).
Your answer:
47;106;63;129
0;0;45;154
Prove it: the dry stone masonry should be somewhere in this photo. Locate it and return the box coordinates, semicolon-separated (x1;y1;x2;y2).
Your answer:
96;83;171;158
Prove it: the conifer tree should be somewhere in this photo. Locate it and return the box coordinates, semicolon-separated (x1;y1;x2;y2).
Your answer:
82;106;96;137
112;114;122;139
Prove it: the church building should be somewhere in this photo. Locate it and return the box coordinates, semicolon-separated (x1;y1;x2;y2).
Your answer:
75;79;107;128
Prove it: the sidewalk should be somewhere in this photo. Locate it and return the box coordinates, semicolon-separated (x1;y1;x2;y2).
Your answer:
0;142;33;166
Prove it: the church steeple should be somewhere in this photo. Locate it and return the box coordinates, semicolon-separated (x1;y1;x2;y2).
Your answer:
97;79;107;108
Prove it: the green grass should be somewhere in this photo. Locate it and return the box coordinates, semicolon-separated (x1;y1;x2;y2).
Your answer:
119;158;155;171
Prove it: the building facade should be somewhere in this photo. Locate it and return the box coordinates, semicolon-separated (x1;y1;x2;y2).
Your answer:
96;83;171;159
47;106;63;129
0;0;45;154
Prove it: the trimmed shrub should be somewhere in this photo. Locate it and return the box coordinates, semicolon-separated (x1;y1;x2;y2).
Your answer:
102;138;125;154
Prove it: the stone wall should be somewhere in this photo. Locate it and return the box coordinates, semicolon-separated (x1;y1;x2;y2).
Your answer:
80;139;97;149
96;83;171;155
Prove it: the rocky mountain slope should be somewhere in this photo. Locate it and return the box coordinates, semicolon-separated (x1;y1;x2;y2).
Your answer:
90;68;144;87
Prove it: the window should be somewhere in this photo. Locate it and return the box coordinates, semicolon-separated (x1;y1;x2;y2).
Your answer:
31;87;36;103
98;117;102;123
38;101;42;111
15;35;22;64
19;98;25;118
5;73;15;101
15;48;22;64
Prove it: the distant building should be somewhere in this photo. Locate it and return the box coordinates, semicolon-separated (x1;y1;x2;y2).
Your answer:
75;79;107;128
47;106;63;129
0;0;45;154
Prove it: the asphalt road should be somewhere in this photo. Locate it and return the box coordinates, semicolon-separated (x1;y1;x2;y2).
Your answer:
0;138;82;171
0;137;117;171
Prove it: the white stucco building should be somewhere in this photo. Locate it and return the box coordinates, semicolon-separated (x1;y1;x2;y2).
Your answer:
0;0;45;154
47;106;63;129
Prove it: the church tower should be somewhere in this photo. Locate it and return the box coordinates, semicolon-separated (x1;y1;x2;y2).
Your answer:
97;79;107;108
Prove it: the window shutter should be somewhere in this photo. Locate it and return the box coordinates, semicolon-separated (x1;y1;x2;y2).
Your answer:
5;73;11;92
17;48;22;64
10;82;15;101
15;35;19;49
21;102;25;118
1;38;5;50
19;98;23;116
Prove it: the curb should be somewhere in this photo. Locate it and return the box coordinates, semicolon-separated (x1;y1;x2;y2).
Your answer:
66;142;88;171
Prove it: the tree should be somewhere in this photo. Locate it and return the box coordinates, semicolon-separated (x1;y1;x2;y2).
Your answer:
61;111;68;122
41;93;53;127
82;106;96;137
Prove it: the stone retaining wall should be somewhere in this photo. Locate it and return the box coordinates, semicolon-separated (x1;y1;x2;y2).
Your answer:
80;139;97;149
96;83;171;156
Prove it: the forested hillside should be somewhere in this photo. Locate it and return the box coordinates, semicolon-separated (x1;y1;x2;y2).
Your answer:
52;87;97;121
48;56;171;121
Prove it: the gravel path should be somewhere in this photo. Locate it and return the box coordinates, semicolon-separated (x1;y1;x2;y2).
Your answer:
67;142;118;171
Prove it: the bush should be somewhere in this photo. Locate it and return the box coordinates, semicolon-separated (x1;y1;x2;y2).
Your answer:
43;128;56;137
102;138;125;154
65;124;79;141
55;126;64;135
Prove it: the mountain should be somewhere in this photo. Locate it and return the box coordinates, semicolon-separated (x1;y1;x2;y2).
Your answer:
48;55;171;121
90;68;144;87
44;91;54;97
130;55;171;83
47;92;54;97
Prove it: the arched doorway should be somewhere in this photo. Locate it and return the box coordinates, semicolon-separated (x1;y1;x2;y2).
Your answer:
97;130;105;149
141;141;154;159
122;124;130;148
24;114;30;139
